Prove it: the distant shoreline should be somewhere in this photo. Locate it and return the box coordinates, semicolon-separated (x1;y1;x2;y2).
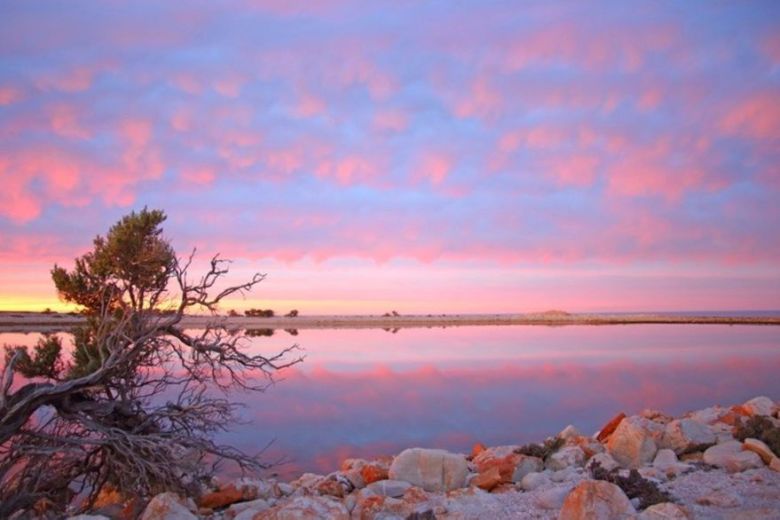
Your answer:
1;310;779;332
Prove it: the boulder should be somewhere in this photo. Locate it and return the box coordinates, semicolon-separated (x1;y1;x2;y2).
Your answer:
388;448;468;492
743;396;775;417
743;438;777;465
703;441;764;472
512;455;544;482
520;471;550;491
547;446;586;471
365;479;412;498
536;484;573;510
687;406;727;425
200;483;253;509
253;496;349;520
596;412;626;442
559;425;582;441
638;502;691;519
662;419;716;454
608;417;658;468
558;480;635;520
66;516;111;520
471;466;502;491
140;493;197;520
587;452;620;472
227;499;270;520
360;462;389;485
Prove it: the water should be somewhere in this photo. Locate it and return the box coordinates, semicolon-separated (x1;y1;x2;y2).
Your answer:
3;324;779;478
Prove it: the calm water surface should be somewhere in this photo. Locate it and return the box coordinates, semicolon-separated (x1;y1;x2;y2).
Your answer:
4;324;779;478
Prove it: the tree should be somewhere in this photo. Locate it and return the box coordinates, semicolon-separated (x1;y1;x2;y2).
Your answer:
0;209;302;517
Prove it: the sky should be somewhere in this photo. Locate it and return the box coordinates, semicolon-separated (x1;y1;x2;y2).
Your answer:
0;0;778;314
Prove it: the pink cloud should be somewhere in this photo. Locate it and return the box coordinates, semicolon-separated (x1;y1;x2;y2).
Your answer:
416;152;452;185
0;85;24;105
295;91;326;117
48;104;91;140
545;154;599;187
372;109;409;132
214;75;245;98
454;77;501;119
180;167;216;186
35;65;101;93
720;91;780;141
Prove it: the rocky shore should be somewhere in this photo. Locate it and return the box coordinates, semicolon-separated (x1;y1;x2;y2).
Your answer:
67;396;780;520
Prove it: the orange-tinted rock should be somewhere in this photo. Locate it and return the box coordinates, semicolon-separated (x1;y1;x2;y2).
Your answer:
360;463;389;485
199;484;250;509
743;438;776;464
253;496;349;520
472;466;502;491
470;442;487;459
316;478;345;498
93;485;124;509
559;480;635;520
140;493;197;520
596;412;626;442
473;446;521;483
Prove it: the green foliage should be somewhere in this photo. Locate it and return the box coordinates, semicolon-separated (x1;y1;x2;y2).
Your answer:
51;208;175;315
734;415;780;457
4;334;63;379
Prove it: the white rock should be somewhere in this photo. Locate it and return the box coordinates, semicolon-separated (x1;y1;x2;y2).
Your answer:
560;424;582;441
687;406;726;425
662;419;716;454
546;446;586;471
227;498;270;519
388;447;468;492
140;492;197;520
703;441;764;472
365;479;412;498
638;502;690;519
535;484;573;509
608;416;658;469
66;516;111;520
743;438;776;464
587;452;620;472
520;471;550;491
551;467;580;482
743;396;775;416
512;455;544;482
259;495;349;519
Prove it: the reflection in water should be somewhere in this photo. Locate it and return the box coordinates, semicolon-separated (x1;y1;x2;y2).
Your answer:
3;325;779;479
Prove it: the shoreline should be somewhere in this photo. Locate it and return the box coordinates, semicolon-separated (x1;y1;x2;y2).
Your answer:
77;395;780;519
1;311;779;333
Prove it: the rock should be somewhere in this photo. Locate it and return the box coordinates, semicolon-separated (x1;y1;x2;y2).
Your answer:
703;441;764;472
277;483;293;496
521;471;551;491
66;516;111;520
512;455;544;482
770;457;780;472
558;480;635;520
470;442;487;458
315;477;345;498
360;462;389;485
638;502;691;519
574;436;605;458
471;465;502;491
254;495;349;520
560;425;582;441
140;493;197;520
227;499;270;520
290;473;325;491
696;490;743;508
608;416;658;469
743;438;777;464
388;448;468;492
596;412;626;442
365;479;412;498
743;396;775;416
662;419;716;454
472;445;521;483
200;483;253;509
652;448;691;477
688;406;727;425
546;446;586;471
587;452;620;472
536;484;573;510
551;467;582;483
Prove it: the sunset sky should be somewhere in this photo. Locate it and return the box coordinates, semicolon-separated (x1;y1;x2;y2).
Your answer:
1;1;778;314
